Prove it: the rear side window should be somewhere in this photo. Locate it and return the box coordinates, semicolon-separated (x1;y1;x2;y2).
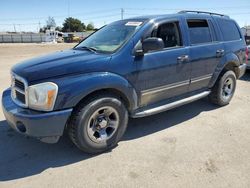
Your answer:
219;19;241;41
187;20;212;45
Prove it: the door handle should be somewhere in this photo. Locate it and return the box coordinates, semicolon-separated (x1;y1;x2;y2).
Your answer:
216;49;225;57
177;55;189;63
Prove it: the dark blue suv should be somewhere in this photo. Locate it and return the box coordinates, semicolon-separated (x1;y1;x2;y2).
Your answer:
2;11;247;153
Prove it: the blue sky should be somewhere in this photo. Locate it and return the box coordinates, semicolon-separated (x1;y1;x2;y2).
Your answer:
0;0;250;32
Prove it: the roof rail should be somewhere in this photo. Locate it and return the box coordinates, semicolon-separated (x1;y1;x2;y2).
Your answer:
178;10;230;18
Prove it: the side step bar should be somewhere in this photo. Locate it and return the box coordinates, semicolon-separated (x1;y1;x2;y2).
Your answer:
132;90;211;118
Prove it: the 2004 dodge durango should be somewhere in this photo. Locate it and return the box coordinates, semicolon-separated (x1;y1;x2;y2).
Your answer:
2;11;248;153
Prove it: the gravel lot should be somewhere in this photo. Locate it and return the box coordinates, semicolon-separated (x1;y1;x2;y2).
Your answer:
0;43;250;188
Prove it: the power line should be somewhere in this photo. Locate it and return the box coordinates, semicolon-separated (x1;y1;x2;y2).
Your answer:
0;9;121;21
0;22;46;26
1;7;250;32
0;13;121;26
124;6;250;11
124;12;250;16
1;6;250;22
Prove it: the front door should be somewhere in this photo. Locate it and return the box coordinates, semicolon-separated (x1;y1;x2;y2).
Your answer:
133;21;191;107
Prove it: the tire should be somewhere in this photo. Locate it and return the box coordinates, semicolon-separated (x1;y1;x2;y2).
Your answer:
209;70;236;106
68;94;128;154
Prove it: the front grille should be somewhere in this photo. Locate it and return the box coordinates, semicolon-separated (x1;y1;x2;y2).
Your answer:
15;90;26;104
11;73;28;107
14;79;25;90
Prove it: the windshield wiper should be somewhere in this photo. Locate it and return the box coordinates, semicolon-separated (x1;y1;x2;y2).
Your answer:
76;46;98;53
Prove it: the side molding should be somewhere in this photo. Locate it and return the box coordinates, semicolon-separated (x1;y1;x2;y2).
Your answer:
132;90;211;118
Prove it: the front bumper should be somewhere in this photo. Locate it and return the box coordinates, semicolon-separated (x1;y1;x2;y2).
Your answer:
2;89;72;143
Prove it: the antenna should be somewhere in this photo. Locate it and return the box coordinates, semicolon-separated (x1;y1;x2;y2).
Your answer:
121;8;124;20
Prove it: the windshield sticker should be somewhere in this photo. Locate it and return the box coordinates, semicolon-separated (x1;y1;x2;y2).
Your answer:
125;22;143;26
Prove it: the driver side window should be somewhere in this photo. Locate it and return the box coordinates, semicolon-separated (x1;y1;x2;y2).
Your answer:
152;22;183;48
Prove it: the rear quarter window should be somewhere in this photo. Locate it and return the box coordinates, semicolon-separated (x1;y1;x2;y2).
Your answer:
218;19;241;41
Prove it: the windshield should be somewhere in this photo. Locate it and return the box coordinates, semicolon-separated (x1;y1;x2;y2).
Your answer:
75;21;144;53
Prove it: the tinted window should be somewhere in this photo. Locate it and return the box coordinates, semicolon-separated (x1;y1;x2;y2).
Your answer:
152;22;182;48
208;20;218;41
219;19;241;41
187;20;212;44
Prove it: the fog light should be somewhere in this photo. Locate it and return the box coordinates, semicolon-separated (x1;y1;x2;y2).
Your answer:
16;122;26;133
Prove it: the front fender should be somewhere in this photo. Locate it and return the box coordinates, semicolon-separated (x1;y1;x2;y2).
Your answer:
208;53;240;88
53;72;138;111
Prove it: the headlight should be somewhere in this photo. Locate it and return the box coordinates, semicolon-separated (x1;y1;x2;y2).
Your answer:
28;82;58;111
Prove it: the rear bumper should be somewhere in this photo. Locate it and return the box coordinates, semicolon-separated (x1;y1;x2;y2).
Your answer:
247;60;250;69
2;89;72;143
236;63;247;78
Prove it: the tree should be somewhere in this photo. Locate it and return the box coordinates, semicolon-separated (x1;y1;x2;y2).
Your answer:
39;17;56;33
55;26;62;32
86;23;94;31
46;16;56;29
62;17;86;32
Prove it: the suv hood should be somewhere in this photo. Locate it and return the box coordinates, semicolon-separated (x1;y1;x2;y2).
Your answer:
12;49;111;82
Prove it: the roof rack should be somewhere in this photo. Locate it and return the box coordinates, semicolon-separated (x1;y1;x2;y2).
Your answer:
178;10;230;18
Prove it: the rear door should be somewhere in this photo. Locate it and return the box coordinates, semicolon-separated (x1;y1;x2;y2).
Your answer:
214;18;245;65
185;19;224;92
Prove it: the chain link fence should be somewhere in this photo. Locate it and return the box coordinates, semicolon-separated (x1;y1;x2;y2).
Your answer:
0;32;93;43
0;33;46;43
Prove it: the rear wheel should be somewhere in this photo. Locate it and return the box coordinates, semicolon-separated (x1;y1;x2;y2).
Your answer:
209;70;236;106
68;94;128;154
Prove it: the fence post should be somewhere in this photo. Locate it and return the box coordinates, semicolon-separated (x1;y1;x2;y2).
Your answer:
11;34;14;43
20;34;23;43
1;35;3;43
30;34;33;43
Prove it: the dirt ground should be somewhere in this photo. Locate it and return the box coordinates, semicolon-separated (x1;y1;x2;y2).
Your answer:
0;43;250;188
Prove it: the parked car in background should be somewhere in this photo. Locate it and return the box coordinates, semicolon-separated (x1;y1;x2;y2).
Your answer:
2;11;247;153
64;33;81;43
247;45;250;69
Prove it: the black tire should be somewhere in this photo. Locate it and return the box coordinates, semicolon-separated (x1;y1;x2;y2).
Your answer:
68;94;128;154
209;70;236;106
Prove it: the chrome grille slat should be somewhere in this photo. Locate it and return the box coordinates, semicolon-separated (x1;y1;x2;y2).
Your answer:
13;87;25;94
14;79;25;90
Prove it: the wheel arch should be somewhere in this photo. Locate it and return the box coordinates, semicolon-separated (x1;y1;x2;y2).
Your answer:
208;53;240;88
74;88;133;112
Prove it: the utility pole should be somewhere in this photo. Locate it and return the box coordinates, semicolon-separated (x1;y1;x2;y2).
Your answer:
13;24;16;33
68;0;70;17
68;0;71;32
38;21;41;33
121;8;124;20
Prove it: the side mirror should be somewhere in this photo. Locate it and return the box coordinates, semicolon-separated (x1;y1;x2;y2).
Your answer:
142;38;164;53
134;37;164;56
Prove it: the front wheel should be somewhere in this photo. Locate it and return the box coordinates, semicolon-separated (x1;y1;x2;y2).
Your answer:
68;94;128;154
209;70;236;106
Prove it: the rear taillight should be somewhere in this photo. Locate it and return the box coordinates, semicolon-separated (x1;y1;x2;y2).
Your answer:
246;47;249;64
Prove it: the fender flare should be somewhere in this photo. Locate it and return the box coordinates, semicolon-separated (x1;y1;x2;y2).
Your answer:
53;72;138;112
208;53;240;88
